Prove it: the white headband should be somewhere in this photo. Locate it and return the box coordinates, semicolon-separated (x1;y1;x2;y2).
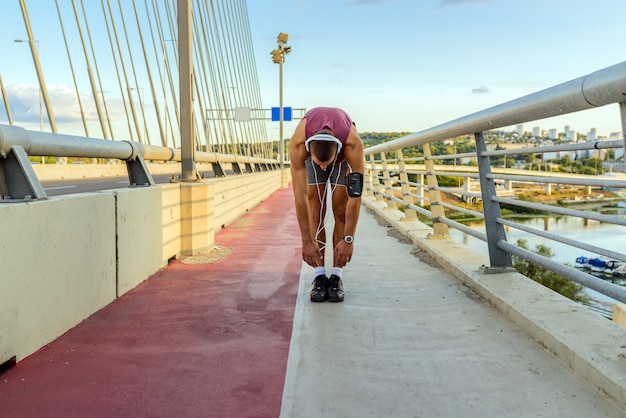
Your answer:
304;133;342;154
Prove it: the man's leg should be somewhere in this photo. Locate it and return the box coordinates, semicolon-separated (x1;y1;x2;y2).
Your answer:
327;187;347;302
308;183;329;302
307;183;328;263
331;187;348;249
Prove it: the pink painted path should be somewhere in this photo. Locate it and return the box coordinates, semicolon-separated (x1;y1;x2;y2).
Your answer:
0;186;302;418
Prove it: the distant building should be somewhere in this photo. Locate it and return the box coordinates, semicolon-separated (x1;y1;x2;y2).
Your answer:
516;124;524;136
542;151;558;161
587;128;597;142
609;131;622;139
532;126;541;137
566;130;577;141
548;129;558;139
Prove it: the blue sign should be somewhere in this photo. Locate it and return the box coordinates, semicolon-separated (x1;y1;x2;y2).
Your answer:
271;107;292;122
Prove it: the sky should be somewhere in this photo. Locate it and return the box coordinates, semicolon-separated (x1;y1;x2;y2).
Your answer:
1;0;625;143
247;0;626;137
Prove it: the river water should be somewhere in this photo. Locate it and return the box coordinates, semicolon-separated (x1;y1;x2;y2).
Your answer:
448;208;626;315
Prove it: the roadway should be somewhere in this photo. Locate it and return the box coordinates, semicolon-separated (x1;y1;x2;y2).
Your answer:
42;174;171;196
41;172;230;197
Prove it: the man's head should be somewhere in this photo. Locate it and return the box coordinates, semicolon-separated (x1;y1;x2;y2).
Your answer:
305;129;342;169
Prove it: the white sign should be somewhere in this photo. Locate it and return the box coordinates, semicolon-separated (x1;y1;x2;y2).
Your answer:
234;107;251;122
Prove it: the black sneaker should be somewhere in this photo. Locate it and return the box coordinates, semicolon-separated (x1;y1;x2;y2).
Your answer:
327;274;344;302
310;275;328;302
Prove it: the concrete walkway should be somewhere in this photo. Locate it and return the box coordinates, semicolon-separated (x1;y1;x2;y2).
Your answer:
280;202;624;417
0;186;624;417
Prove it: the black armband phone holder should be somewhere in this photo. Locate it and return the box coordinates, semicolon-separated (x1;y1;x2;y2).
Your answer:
346;172;363;197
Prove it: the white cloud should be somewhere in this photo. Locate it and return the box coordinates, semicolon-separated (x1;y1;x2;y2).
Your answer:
0;83;126;124
472;86;490;94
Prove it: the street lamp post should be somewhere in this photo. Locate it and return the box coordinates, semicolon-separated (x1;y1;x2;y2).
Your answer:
270;32;291;168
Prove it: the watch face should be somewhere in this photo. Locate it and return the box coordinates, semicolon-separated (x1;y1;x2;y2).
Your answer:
344;235;354;244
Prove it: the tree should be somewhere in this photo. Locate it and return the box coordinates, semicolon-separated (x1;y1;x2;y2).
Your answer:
513;239;589;304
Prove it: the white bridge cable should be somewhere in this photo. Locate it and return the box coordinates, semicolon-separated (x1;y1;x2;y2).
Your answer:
69;0;109;140
6;1;269;156
193;1;220;153
116;0;149;144
102;0;138;143
205;0;235;154
216;0;241;154
238;0;271;158
146;0;167;146
231;0;267;157
54;0;90;138
136;0;166;147
163;0;181;148
193;2;220;154
130;0;167;146
79;0;114;141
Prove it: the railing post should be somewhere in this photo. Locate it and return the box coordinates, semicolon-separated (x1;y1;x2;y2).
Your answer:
619;102;626;156
380;152;394;208
463;178;472;203
364;154;375;198
0;146;47;201
474;131;513;270
423;143;449;238
417;173;425;206
396;149;417;220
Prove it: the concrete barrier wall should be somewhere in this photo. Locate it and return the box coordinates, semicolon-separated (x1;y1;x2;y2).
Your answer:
0;194;118;364
116;185;181;295
213;171;284;229
0;170;289;364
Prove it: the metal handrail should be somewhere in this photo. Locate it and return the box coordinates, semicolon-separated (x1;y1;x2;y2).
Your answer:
0;124;279;202
363;61;626;306
0;124;276;165
364;61;626;155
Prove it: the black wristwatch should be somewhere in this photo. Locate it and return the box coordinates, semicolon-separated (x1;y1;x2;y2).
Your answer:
343;235;354;244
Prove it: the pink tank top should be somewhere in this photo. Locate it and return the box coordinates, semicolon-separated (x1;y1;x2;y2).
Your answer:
304;107;353;162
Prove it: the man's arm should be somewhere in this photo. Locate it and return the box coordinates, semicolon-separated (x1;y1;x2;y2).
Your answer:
333;125;365;267
343;125;365;239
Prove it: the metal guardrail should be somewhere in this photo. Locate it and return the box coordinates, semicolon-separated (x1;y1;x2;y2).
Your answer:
0;124;279;202
363;61;626;305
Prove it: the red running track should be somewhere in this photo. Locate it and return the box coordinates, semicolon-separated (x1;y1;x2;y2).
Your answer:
0;186;302;417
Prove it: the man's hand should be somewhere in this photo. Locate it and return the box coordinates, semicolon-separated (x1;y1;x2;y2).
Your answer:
302;240;323;267
333;240;354;268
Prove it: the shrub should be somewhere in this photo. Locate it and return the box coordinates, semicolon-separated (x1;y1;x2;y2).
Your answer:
513;239;589;304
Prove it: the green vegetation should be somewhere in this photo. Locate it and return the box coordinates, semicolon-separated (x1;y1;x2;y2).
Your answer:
28;156;58;164
361;132;475;162
360;129;620;176
512;239;589;304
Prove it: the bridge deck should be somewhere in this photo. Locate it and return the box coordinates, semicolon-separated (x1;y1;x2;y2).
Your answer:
0;187;623;417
